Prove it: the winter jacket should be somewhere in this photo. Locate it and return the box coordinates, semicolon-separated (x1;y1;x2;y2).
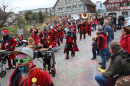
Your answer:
97;31;107;49
102;48;130;78
120;34;130;53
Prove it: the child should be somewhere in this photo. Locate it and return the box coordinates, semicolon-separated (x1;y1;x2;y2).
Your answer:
91;37;97;60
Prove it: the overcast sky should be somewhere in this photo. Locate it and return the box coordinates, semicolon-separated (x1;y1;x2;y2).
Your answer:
0;0;106;13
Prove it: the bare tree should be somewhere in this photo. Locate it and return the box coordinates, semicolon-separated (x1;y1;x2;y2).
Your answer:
0;0;17;28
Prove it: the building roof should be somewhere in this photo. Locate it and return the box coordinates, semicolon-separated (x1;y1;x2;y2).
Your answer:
81;0;96;6
53;0;96;9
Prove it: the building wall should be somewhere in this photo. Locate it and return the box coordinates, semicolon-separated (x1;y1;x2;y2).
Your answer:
54;0;86;16
19;8;54;17
96;1;106;15
7;13;17;23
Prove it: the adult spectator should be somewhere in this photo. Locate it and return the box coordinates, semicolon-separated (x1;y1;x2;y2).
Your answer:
100;16;103;26
109;16;114;40
120;26;130;53
113;15;117;32
104;20;112;60
92;18;97;30
121;15;125;27
17;26;23;40
95;41;130;86
97;17;100;26
9;47;54;86
97;26;107;69
118;16;122;30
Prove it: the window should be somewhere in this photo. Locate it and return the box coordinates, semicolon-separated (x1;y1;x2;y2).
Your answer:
123;3;127;6
47;9;50;14
115;4;117;7
67;7;71;11
115;8;117;10
127;2;130;6
107;5;108;8
66;0;70;4
120;3;122;7
112;8;114;10
112;4;114;7
59;8;62;12
110;8;111;11
109;4;111;7
52;10;54;15
79;5;84;10
100;3;102;7
73;5;77;11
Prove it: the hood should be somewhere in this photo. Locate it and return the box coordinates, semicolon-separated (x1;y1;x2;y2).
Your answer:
98;31;107;37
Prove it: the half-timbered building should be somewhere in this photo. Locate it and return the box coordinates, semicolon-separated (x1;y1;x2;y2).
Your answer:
103;0;130;17
53;0;96;19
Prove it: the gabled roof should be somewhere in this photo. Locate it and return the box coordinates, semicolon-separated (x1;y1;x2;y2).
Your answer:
81;0;96;6
53;0;96;9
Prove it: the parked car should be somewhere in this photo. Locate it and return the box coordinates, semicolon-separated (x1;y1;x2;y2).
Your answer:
125;17;130;28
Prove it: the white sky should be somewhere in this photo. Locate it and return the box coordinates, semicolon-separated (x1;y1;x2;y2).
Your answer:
0;0;106;13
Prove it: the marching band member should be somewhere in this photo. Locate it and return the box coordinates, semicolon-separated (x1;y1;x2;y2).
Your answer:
88;18;92;36
1;29;17;69
30;25;38;44
72;22;77;40
79;19;87;40
64;22;79;59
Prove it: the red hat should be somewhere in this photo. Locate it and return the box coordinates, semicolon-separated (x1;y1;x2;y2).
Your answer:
2;29;8;34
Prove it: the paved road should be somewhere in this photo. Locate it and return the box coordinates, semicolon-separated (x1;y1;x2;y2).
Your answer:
0;29;122;86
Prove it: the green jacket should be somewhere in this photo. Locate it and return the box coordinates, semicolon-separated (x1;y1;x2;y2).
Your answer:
102;48;130;78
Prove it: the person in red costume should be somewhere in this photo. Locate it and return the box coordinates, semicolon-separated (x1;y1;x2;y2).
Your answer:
72;22;77;40
39;25;57;76
57;23;64;45
9;47;54;86
80;19;87;40
64;22;79;59
1;29;17;69
30;25;38;44
88;18;92;36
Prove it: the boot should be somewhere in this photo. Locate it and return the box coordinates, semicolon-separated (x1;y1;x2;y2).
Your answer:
66;54;69;59
71;52;75;57
90;32;91;36
51;68;56;77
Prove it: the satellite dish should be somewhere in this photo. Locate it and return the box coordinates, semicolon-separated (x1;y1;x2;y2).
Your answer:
71;14;80;20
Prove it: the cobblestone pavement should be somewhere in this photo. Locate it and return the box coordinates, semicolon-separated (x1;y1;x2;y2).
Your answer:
0;29;122;86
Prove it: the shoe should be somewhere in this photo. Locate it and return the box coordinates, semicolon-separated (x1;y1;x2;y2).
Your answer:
13;66;16;69
106;59;109;61
71;52;75;57
91;58;96;60
99;63;102;65
66;55;69;59
100;67;106;70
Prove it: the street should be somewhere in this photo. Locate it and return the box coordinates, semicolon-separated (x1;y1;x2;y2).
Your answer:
0;29;122;86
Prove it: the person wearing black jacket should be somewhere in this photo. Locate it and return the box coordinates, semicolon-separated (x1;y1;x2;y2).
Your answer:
121;15;125;27
113;15;117;32
97;26;107;69
118;16;122;30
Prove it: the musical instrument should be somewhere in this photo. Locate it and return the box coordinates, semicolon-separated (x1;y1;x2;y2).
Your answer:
28;37;36;48
82;13;88;19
